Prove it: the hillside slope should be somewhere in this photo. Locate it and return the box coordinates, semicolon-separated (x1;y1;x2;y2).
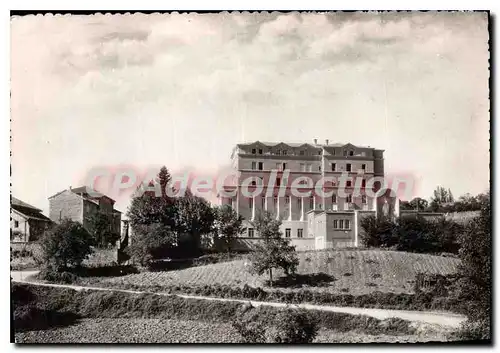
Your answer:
89;250;460;295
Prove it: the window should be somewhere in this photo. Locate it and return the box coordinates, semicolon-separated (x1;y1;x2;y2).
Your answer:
300;163;305;171
349;150;354;156
308;164;313;172
333;220;338;228
251;148;256;154
362;195;367;204
346;163;352;172
258;149;263;155
283;150;288;156
14;220;19;228
309;196;314;209
248;228;254;237
299;150;305;156
277;149;282;155
345;220;350;229
332;194;337;203
276;163;281;171
362;164;366;170
258;162;263;170
343;150;347;156
362;179;366;187
251;161;256;170
297;229;303;238
282;163;287;170
261;197;266;208
346;180;352;187
318;150;322;155
318;203;323;210
274;197;278;208
297;198;302;208
276;178;281;186
346;194;353;203
319;165;322;172
339;220;344;229
331;163;336;172
285;196;290;204
285;228;291;238
250;181;256;186
249;198;253;208
332;149;336;156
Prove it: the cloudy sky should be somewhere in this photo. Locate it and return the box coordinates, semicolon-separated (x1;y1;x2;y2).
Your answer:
11;11;489;214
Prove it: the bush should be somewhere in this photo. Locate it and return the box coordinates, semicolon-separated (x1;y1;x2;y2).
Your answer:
269;309;319;343
39;219;94;270
37;269;79;284
360;215;463;254
232;304;318;343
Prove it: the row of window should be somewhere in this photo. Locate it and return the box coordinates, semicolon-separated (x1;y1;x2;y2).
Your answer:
248;195;367;208
249;148;367;157
333;219;351;230
250;162;367;173
246;227;304;238
247;177;367;188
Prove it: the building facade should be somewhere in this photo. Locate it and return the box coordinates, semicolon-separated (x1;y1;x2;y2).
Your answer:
49;186;121;237
11;197;52;242
219;140;398;250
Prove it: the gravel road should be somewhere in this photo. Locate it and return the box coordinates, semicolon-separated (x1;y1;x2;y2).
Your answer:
11;272;466;329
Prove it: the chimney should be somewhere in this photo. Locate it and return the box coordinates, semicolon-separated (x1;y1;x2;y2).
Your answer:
69;185;72;190
313;138;318;145
325;139;329;145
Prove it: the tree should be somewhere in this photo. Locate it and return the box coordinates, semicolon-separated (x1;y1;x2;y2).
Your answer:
430;186;454;211
247;212;299;285
39;219;94;271
456;191;491;340
85;211;120;248
408;197;429;211
173;190;215;254
213;204;244;252
359;214;396;248
126;223;176;266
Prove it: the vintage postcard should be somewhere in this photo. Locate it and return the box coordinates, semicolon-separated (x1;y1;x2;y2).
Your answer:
10;11;491;344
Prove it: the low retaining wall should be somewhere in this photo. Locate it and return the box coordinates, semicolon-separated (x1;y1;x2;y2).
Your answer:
233;237;315;251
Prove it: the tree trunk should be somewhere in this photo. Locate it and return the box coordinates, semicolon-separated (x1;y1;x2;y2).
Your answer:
269;268;273;287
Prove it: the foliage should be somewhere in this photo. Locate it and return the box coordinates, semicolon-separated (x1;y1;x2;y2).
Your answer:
269;309;320;343
85;211;120;248
213;204;244;252
248;212;299;285
173;190;215;252
37;269;79;284
126;223;176;266
429;186;455;211
39;219;94;270
232;304;319;343
400;197;428;211
359;215;396;248
456;191;491;340
360;215;462;254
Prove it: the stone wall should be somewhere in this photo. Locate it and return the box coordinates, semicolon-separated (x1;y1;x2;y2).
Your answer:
49;190;83;224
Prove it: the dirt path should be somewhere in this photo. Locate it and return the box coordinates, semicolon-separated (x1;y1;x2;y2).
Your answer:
11;271;466;329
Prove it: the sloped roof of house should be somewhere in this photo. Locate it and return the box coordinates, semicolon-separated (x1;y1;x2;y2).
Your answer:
49;186;115;203
11;197;41;211
11;197;51;222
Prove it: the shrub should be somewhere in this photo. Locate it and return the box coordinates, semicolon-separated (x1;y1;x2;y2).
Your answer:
39;219;94;270
269;309;319;343
232;304;319;343
37;269;79;284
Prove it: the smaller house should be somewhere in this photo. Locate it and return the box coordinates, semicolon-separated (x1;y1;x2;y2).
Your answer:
11;197;52;242
48;186;121;236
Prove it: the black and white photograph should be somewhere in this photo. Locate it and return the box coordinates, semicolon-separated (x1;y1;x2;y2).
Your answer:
8;8;491;345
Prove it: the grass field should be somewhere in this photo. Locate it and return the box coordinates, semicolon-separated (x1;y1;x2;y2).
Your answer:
79;249;460;295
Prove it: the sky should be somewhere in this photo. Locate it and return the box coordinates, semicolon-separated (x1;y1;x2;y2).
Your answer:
11;11;490;215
